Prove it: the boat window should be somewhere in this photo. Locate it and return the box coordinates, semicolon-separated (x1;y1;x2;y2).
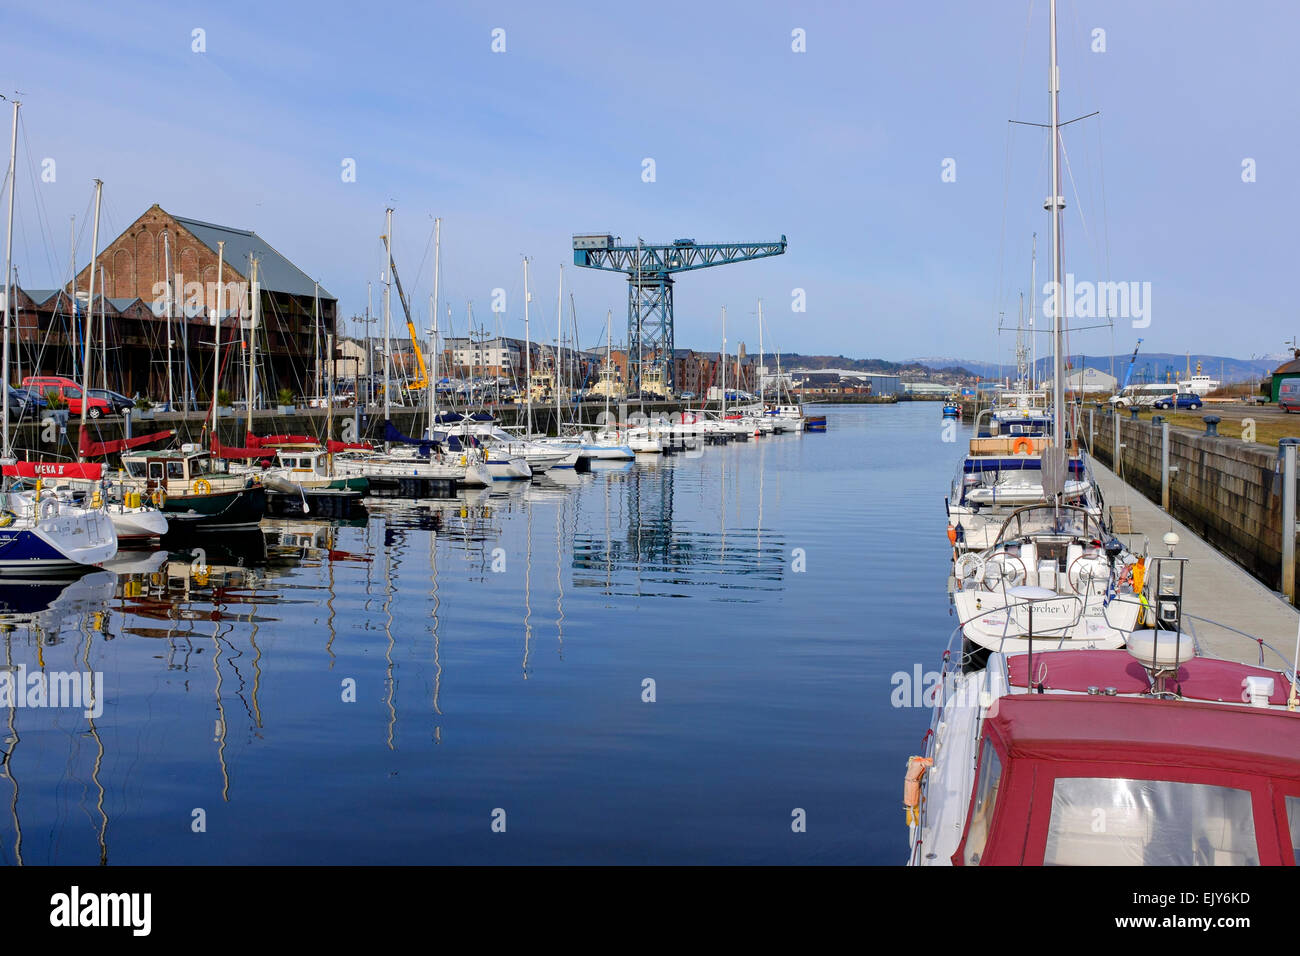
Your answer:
1043;778;1258;866
1287;796;1300;865
961;739;1003;865
167;461;186;480
123;460;145;478
148;462;164;481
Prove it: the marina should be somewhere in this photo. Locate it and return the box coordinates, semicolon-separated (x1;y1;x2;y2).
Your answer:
0;0;1296;902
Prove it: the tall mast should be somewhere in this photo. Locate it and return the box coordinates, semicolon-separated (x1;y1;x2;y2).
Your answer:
720;305;727;419
757;298;764;404
99;264;107;391
1029;232;1037;393
79;179;103;449
604;307;612;424
163;229;174;410
555;264;563;434
427;216;440;436
313;281;321;400
210;239;225;440
523;255;533;436
1048;0;1065;442
247;254;258;431
1;99;18;459
383;209;393;428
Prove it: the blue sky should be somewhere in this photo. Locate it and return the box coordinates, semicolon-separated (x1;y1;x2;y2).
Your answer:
2;0;1296;365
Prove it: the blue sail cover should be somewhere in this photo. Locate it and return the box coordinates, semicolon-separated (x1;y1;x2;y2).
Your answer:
383;420;438;457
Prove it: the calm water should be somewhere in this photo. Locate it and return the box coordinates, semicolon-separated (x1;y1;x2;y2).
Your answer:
0;402;955;865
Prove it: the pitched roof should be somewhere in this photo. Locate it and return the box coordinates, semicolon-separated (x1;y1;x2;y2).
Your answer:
169;212;333;301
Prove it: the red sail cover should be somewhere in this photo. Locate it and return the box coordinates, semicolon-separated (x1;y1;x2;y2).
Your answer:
78;428;175;458
2;460;104;480
211;437;270;460
326;440;373;452
247;434;315;447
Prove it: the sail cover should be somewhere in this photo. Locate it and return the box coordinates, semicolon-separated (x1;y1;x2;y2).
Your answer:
78;428;175;458
211;436;271;460
3;460;104;480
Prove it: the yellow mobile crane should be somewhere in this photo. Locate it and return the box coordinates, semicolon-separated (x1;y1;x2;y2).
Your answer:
382;232;428;392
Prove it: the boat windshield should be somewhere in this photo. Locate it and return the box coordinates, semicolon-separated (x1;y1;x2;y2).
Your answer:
1043;778;1258;866
992;503;1103;547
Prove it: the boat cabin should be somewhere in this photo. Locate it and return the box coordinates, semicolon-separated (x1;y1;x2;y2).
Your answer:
121;447;220;486
951;672;1300;865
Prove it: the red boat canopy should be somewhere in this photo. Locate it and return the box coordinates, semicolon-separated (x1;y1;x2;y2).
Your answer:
1007;649;1293;706
211;437;270;460
78;428;175;458
247;433;316;447
326;440;373;452
2;460;103;480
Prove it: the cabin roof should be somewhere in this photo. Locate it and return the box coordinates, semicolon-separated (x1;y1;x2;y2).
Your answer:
985;693;1300;779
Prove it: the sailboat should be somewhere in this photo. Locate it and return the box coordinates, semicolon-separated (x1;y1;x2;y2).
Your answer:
333;210;495;489
905;0;1300;867
0;105;117;570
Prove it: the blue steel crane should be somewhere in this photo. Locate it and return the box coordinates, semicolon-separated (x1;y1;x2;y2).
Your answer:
572;234;787;392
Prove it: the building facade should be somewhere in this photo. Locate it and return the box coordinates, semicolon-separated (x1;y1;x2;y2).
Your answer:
12;204;339;403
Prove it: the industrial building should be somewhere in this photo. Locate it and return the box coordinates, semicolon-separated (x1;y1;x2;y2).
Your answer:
11;204;337;404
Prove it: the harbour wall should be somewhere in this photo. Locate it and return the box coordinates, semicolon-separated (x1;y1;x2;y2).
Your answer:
1086;408;1297;601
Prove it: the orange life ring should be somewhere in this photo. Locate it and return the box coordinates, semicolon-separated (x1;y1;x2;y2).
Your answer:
1012;437;1034;455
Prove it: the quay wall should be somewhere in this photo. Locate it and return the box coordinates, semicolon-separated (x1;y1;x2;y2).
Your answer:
1086;408;1297;600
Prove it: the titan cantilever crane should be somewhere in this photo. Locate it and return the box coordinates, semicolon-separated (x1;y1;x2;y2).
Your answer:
572;234;787;392
382;232;429;392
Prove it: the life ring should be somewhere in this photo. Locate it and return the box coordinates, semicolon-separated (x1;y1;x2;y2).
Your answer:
1012;437;1034;455
192;478;212;495
38;497;58;521
152;489;167;508
954;552;984;581
0;511;14;528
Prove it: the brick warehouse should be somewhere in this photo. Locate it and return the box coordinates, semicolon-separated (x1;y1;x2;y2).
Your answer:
9;204;336;404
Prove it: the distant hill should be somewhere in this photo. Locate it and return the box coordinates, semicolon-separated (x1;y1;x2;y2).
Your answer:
775;353;977;380
909;353;1282;385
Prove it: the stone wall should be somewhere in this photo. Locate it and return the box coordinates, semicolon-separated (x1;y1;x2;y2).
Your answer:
1085;408;1294;598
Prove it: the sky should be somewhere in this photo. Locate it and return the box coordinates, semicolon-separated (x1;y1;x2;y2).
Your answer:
1;0;1296;366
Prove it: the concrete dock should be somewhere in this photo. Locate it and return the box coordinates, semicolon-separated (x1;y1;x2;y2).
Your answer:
1091;457;1300;670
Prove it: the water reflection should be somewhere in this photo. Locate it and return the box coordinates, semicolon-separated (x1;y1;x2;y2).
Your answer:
0;415;852;864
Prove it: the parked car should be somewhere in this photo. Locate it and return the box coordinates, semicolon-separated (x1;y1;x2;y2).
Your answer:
88;388;134;415
21;376;113;418
5;385;46;418
1279;378;1300;413
1152;392;1204;411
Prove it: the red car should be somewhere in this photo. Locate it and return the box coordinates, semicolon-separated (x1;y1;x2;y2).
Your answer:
22;376;113;418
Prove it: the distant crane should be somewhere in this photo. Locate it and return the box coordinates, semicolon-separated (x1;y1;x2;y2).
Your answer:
571;234;787;391
1119;338;1144;390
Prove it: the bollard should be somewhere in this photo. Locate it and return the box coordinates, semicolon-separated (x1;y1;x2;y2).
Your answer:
1283;438;1300;603
1113;408;1122;472
1203;415;1220;437
1161;420;1171;511
1129;406;1140;420
1151;415;1165;426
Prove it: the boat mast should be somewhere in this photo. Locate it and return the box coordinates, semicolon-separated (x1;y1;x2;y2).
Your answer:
210;239;225;441
720;305;727;419
163;229;174;410
79;179;103;453
427;216;440;437
758;298;764;405
247;254;258;431
383;208;393;436
604;307;612;425
1;98;18;459
555;264;563;435
523;255;533;436
1048;0;1065;444
313;281;321;400
1029;232;1037;394
99;264;107;391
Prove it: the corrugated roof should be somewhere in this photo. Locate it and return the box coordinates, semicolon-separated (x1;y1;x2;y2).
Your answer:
23;289;67;307
171;213;333;301
1274;359;1300;376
